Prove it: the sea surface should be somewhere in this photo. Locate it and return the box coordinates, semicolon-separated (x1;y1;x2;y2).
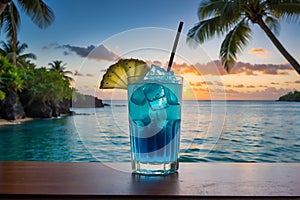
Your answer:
0;100;299;162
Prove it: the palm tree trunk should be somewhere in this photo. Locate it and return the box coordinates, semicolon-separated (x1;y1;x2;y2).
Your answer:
8;3;17;66
257;18;300;75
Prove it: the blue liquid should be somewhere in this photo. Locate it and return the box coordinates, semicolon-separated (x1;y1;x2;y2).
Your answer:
128;82;182;164
130;119;180;162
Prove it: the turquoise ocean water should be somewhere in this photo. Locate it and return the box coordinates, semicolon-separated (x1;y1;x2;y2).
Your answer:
0;100;299;162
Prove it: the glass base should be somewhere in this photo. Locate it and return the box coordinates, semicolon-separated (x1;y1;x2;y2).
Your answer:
131;159;179;175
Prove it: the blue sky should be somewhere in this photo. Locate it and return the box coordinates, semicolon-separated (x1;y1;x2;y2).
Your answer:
18;0;199;61
1;0;300;99
13;0;299;66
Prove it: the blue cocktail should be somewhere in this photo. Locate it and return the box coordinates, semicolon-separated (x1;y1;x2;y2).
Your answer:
127;70;183;175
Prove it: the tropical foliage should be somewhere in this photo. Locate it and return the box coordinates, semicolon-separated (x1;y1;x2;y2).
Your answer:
0;41;37;69
0;56;24;100
0;0;54;65
0;90;4;100
188;0;300;74
0;2;78;119
0;53;73;110
21;67;73;106
48;60;74;82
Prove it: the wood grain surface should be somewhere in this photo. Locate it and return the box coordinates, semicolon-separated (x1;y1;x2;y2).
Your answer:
1;162;299;198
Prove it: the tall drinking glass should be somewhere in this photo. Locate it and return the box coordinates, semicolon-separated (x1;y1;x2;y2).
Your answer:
127;75;183;175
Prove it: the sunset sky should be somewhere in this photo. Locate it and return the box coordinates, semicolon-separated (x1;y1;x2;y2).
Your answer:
2;0;300;100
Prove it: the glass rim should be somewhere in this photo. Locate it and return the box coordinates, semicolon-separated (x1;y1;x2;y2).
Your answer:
127;75;183;84
127;74;183;78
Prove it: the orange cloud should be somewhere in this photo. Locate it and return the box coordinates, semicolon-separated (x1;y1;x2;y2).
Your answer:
249;48;265;53
189;81;222;87
248;47;270;58
171;62;201;75
233;84;245;88
189;81;204;87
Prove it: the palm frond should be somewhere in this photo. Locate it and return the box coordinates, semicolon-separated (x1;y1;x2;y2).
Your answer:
187;17;220;44
19;53;37;60
198;0;225;19
219;0;244;21
198;0;242;20
0;40;9;52
17;0;55;29
267;0;300;24
16;41;28;53
0;48;5;57
220;19;252;72
63;70;73;75
264;15;281;35
0;40;36;67
189;0;243;46
187;15;238;44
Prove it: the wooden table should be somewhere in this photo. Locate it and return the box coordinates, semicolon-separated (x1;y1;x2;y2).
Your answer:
1;162;299;199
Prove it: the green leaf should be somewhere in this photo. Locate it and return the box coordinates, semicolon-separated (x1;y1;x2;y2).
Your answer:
268;0;300;24
17;0;55;29
0;90;5;100
220;19;251;72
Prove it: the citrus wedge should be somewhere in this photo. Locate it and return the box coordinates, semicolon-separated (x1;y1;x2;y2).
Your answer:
100;58;149;89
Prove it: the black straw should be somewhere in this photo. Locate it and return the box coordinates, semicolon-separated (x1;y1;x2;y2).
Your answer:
167;21;184;72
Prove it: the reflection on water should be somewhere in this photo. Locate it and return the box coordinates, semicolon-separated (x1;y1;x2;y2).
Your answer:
0;101;299;162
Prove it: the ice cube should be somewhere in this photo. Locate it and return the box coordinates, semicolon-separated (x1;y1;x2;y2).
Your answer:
143;83;165;101
166;88;179;105
149;97;168;110
144;64;179;84
146;64;168;76
142;83;169;110
130;86;146;106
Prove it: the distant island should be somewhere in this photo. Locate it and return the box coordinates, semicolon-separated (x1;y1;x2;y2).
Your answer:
278;91;300;102
72;94;106;108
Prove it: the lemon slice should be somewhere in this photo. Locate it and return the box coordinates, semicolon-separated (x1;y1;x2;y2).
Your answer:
100;58;149;89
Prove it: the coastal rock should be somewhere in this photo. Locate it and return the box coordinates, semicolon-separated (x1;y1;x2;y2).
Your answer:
0;91;26;120
19;90;65;118
23;99;74;118
50;101;61;117
0;93;103;120
51;100;74;117
60;99;72;114
25;101;53;118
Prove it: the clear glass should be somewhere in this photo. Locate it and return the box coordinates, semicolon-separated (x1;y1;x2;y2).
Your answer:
127;75;183;175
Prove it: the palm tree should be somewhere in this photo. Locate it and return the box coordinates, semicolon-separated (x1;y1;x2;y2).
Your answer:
24;60;37;70
48;60;74;82
187;0;300;74
0;0;54;65
0;40;37;69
